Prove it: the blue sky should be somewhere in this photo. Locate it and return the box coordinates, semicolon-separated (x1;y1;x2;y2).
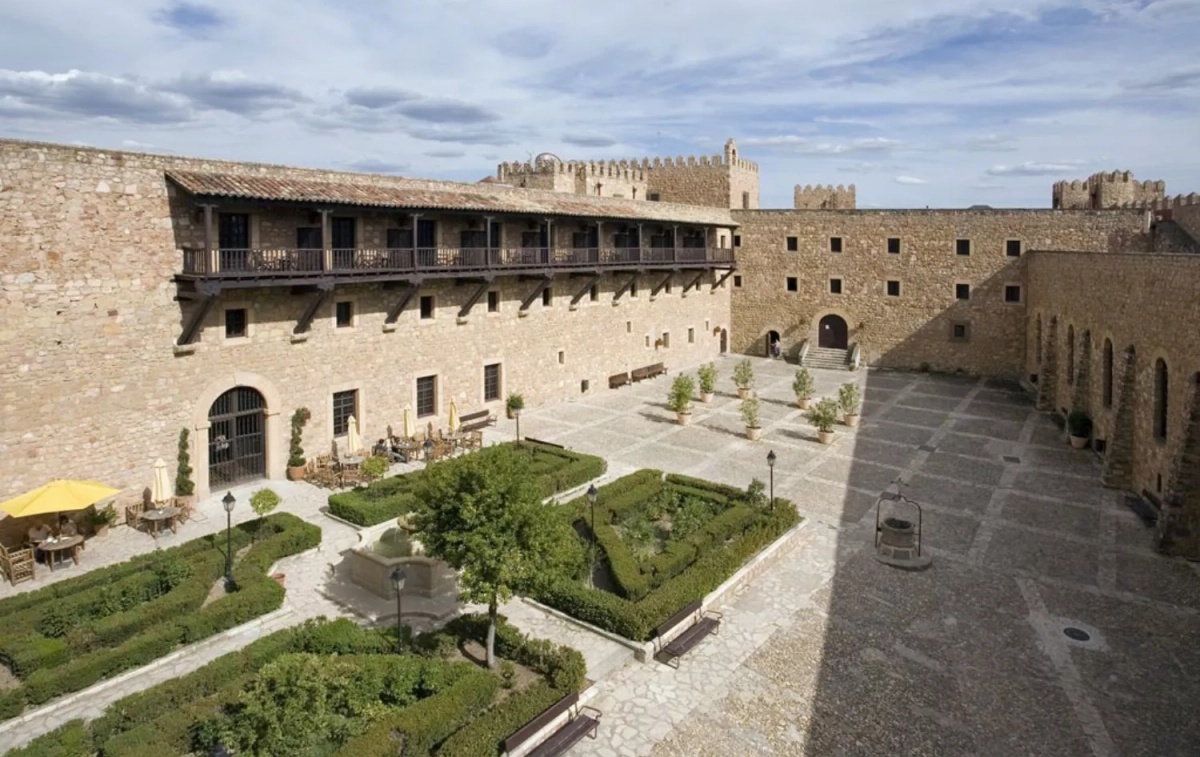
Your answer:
1;0;1198;207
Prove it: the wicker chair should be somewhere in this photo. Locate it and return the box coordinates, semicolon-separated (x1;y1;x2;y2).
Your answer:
1;542;36;585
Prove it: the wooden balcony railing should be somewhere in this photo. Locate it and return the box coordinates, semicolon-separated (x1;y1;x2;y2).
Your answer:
180;246;736;277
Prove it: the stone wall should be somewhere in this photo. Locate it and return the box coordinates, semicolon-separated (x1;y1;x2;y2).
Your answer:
728;209;1150;377
0;139;731;502
1052;171;1167;209
1173;202;1200;244
793;184;856;210
1025;251;1200;556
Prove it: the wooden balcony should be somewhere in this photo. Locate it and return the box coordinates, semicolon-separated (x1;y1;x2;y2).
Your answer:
178;245;736;288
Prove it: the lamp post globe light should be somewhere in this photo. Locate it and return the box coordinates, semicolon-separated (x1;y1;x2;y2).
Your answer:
586;484;598;588
222;491;236;590
390;567;408;652
423;438;434;463
766;450;776;511
513;407;521;448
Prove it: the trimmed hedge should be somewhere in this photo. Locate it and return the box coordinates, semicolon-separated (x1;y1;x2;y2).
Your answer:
0;513;319;721
437;680;563;757
1;720;93;757
441;613;586;693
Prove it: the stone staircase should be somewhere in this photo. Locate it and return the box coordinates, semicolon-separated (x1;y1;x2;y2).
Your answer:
804;347;851;370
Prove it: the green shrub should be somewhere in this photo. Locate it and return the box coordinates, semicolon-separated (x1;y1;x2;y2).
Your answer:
361;454;390;480
1;719;93;757
176;428;194;497
441;614;586;693
697;362;718;395
667;374;696;414
0;636;69;678
249;487;281;520
437;680;563;757
838;382;862;415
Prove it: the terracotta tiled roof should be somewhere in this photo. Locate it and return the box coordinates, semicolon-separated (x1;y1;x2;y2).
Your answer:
165;170;735;226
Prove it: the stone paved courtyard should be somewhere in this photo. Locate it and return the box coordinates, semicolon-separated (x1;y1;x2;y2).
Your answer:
3;355;1198;755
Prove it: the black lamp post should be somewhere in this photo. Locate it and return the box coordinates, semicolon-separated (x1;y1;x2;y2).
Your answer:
423;437;434;463
766;450;776;511
222;491;236;590
587;484;598;588
513;407;521;448
390;567;408;652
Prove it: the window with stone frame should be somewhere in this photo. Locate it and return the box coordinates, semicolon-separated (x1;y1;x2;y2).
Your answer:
335;301;353;328
484;363;501;402
1154;359;1168;440
648;191;661;201
829;278;843;294
951;322;971;341
830;236;843;253
786;277;798;292
1006;239;1022;257
734;235;742;247
956;283;971;300
332;390;358;436
742;191;750;209
590;284;599;302
956;239;971;256
786;236;798;251
417;376;437;418
224;308;247;339
487;291;500;313
733;275;743;288
887;237;901;254
886;280;901;297
542;288;552;307
1004;285;1022;303
688;327;695;343
420;295;435;319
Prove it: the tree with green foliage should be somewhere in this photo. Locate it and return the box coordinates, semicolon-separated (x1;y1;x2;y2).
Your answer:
175;428;194;497
409;445;578;668
289;407;311;468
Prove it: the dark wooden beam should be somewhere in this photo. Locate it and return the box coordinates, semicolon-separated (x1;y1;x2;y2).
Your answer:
681;270;705;294
519;274;553;311
294;281;334;335
569;274;600;307
385;280;422;324
177;293;218;346
711;269;734;291
458;276;494;318
650;272;673;298
612;272;639;303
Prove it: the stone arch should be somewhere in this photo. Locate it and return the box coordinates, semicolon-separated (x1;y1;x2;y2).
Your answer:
192;371;285;499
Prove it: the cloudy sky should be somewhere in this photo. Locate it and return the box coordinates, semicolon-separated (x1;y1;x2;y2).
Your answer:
2;0;1198;207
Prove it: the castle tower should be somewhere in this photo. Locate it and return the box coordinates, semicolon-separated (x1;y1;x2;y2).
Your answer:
1052;171;1167;209
793;184;857;210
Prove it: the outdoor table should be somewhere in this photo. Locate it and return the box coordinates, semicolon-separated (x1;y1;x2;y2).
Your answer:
141;506;181;538
39;535;84;572
342;455;364;466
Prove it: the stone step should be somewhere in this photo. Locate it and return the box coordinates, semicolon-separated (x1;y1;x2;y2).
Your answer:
804;347;850;370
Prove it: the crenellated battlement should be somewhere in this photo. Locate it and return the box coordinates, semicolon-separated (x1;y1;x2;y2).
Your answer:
1121;193;1200;210
1052;170;1167;209
794;183;856;210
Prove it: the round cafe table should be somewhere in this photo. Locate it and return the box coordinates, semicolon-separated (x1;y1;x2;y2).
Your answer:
141;506;181;539
39;535;84;572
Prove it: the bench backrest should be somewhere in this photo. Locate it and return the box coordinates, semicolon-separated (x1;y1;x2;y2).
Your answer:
648;362;664;372
503;691;580;751
655;600;703;639
460;410;490;423
631;367;650;378
523;437;565;450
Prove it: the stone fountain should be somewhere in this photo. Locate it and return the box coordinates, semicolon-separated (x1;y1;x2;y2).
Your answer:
347;518;459;601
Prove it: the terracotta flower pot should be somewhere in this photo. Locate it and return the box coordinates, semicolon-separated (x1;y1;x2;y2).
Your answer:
818;430;834;444
797;398;811;410
287;465;307;481
737;387;748;399
94;524;109;538
700;392;714;404
746;426;762;441
844;413;860;428
1069;435;1089;450
677;412;692;426
506;407;517;420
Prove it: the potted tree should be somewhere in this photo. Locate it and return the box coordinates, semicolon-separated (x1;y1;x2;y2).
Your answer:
733;359;755;399
506;393;525;420
697;362;718;403
175;428;195;507
1067;411;1093;449
669;374;696;425
793;368;814;409
287;407;311;480
807;397;840;444
85;503;117;537
741;396;762;441
838;382;862;428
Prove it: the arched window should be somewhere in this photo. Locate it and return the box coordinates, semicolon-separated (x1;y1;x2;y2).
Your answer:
1035;316;1042;364
1067;325;1075;385
1154;359;1169;440
1102;340;1113;408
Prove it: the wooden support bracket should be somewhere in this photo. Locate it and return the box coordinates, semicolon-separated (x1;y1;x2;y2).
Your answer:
519;274;554;312
294;281;335;335
457;276;494;319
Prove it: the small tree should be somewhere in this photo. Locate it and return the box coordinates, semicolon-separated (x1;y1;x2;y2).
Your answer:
288;408;311;468
249;488;281;541
740;396;761;429
668;374;696;414
175;428;194;497
697;363;718;395
806;397;840;434
792;368;814;402
1067;410;1093;438
409;445;566;668
745;479;768;509
733;359;755;391
506;393;525;412
838;382;862;415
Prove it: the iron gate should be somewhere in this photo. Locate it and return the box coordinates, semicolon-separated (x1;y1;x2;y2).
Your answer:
208;387;266;487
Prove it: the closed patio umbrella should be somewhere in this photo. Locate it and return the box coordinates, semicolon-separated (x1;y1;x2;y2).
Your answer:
1;480;121;518
347;415;363;455
150;459;171;505
404;406;415;439
448;398;460;434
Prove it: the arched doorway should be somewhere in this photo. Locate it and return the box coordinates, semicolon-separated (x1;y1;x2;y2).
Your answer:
719;328;728;354
208;387;267;487
766;330;781;358
818;314;848;349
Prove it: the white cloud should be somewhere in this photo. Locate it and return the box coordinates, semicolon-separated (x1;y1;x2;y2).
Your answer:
986;161;1088;176
894;175;928;184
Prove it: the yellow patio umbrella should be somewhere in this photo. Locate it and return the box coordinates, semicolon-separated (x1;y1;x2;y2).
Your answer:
449;398;460;434
403;405;415;439
151;458;171;505
347;415;363;455
1;480;121;519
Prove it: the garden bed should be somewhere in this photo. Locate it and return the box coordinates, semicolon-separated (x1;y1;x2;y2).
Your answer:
6;615;585;757
329;441;606;527
0;513;320;723
533;470;800;642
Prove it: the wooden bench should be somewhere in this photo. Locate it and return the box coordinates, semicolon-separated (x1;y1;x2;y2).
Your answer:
646;362;667;378
503;691;601;757
654;600;722;668
630;366;651;382
609;372;631;389
524;438;564;450
459;409;496;432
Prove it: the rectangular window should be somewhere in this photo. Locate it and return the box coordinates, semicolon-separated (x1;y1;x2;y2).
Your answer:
542;288;552;307
630;280;638;297
734;235;742;247
951;322;971;342
335;301;353;328
296;227;322;249
956;239;971;256
487;291;500;313
589;284;599;302
830;237;843;253
648;191;661;202
661;332;670;348
1006;239;1022;257
1005;285;1022;303
688;327;695;343
484;364;501;401
786;236;798;251
887;237;901;254
786;277;798;292
558;350;565;364
224;308;247;339
955;283;970;300
733;275;743;288
332;390;358;436
742;191;750;209
830;278;843;294
416;376;436;417
420;295;434;319
626;321;632;333
886;280;900;297
665;281;672;295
